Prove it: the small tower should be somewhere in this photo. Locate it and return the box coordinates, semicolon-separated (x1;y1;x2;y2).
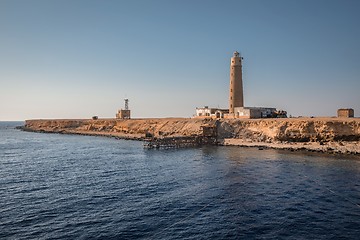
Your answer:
124;98;129;110
116;99;131;119
229;51;244;114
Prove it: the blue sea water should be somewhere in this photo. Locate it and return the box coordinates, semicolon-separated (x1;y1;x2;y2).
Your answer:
1;121;360;239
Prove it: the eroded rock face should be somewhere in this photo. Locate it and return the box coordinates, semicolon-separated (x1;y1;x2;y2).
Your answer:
24;118;206;138
219;118;360;142
24;117;360;143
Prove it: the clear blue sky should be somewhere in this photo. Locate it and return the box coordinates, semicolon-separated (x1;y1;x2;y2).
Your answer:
1;0;359;120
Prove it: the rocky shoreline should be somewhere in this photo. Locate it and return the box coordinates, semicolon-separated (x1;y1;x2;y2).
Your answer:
22;118;360;155
222;139;360;155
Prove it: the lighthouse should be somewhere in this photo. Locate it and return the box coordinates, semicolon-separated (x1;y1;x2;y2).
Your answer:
229;51;244;114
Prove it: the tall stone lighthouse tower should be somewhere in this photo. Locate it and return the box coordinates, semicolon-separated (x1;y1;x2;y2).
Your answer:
229;51;244;114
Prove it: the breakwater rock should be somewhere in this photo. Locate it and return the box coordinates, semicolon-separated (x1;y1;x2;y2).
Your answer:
24;117;360;154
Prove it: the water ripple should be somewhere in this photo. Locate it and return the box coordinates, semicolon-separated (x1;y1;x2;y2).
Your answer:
1;123;360;239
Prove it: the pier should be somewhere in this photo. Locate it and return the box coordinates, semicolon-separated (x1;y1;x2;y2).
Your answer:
143;136;217;149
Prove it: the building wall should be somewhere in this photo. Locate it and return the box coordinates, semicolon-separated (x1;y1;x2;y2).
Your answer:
116;110;131;119
195;108;212;117
229;52;244;114
338;109;354;118
234;107;277;119
195;107;228;118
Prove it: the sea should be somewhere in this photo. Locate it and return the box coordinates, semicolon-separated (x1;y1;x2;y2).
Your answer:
1;121;360;239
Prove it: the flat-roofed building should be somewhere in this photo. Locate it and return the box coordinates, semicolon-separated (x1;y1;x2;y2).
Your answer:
337;108;354;118
233;107;277;119
116;109;131;119
195;106;229;119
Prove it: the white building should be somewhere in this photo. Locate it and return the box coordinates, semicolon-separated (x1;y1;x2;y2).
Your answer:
234;107;277;119
195;106;229;118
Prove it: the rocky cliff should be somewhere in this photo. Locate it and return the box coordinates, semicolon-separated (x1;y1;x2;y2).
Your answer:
218;118;360;142
24;118;208;139
24;117;360;154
